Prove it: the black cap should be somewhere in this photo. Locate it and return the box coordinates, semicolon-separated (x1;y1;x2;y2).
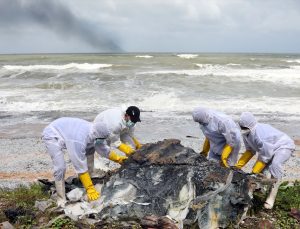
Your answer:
126;106;141;123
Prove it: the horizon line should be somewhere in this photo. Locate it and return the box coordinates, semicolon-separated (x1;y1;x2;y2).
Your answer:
0;51;300;55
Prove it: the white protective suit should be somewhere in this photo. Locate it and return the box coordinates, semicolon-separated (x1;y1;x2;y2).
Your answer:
239;112;295;179
193;107;241;166
42;117;109;181
94;107;136;157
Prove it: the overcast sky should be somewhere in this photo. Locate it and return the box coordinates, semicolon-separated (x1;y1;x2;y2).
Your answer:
0;0;300;54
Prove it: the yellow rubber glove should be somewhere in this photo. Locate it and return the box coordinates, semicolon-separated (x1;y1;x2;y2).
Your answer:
252;160;266;174
220;144;233;168
79;172;99;201
109;151;128;164
133;137;142;149
201;138;210;157
118;143;135;156
235;150;254;169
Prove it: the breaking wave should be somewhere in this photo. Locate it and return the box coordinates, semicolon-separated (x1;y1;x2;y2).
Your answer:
177;54;198;59
139;64;300;87
2;63;112;71
135;55;153;58
284;59;300;64
137;91;300;117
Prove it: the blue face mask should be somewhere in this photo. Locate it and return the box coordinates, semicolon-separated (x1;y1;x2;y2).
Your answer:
95;138;105;145
126;120;135;128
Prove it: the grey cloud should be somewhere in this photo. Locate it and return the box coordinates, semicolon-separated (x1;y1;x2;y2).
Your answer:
1;0;300;53
0;0;121;52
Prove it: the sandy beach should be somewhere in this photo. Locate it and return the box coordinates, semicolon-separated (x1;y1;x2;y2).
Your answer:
0;125;299;188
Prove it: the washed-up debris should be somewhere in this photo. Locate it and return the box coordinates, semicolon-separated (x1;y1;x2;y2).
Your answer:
40;139;272;228
34;199;54;212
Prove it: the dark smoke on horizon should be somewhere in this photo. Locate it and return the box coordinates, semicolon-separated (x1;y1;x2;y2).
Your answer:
0;0;122;52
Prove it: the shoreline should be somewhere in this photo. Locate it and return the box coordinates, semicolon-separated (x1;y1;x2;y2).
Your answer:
0;136;299;189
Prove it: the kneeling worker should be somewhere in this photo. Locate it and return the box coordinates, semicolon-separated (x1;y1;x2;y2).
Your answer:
235;112;295;209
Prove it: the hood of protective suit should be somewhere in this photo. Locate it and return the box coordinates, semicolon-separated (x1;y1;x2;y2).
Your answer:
90;122;110;139
192;107;212;124
239;112;257;130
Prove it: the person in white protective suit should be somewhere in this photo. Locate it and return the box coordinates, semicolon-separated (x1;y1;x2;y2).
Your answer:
192;107;241;167
94;106;142;161
42;117;111;206
234;112;295;209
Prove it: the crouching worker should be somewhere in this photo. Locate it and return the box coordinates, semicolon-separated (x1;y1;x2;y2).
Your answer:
192;107;241;167
235;112;295;209
94;106;142;161
42;117;111;207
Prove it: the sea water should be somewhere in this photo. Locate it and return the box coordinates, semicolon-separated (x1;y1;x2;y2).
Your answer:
0;53;300;150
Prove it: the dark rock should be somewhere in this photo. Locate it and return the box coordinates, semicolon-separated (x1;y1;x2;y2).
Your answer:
4;207;35;224
96;139;267;228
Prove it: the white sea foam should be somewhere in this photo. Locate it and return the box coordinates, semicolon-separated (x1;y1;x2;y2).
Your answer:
135;55;153;58
226;63;241;66
177;54;198;59
0;97;98;113
1;87;300;124
138;92;182;111
2;63;112;71
137;92;300;116
140;64;300;87
283;59;300;64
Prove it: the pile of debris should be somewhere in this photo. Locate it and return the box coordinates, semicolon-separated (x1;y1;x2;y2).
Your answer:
38;139;273;229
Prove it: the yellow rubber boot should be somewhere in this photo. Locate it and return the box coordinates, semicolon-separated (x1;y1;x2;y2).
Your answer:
252;160;266;174
201;138;210;157
79;172;99;201
235;150;254;169
118;143;135;156
220;144;233;168
109;151;128;164
133;137;142;149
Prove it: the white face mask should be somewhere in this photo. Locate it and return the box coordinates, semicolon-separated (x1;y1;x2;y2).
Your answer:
241;129;251;135
126;120;135;128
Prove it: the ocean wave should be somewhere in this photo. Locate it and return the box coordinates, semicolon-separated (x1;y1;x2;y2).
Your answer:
1;89;300;120
2;63;112;71
135;55;153;58
291;65;300;69
137;92;300;116
195;64;222;69
139;64;300;87
226;63;241;66
284;59;300;64
177;54;198;59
